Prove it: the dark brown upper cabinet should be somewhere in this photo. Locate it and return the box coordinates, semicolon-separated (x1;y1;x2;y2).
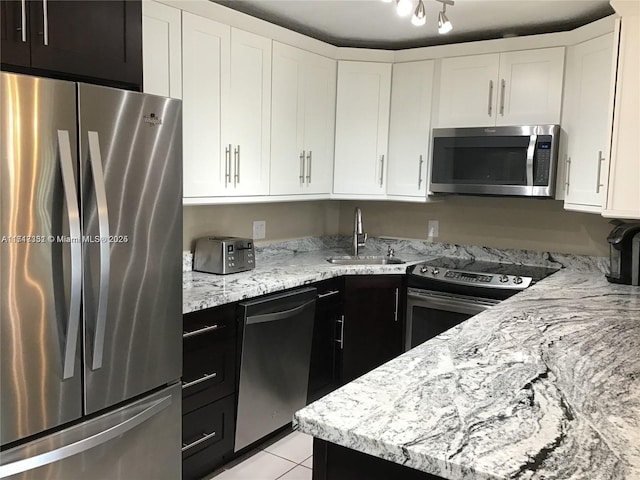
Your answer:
1;0;142;90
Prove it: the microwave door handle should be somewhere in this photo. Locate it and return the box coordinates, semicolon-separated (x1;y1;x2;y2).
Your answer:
526;134;537;187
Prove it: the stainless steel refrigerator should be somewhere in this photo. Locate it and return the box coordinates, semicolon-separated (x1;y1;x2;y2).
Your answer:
0;72;182;479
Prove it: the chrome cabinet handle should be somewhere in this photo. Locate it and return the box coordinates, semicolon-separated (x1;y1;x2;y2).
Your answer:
234;145;240;185
183;324;222;338
42;0;49;45
488;80;494;116
565;156;571;195
394;288;399;322
317;290;340;299
299;150;305;184
306;150;312;183
87;131;110;371
379;155;385;187
499;79;506;116
182;372;218;390
19;0;27;42
335;315;345;350
225;144;231;187
596;150;605;194
417;154;424;189
0;395;171;477
57;130;81;380
182;431;217;453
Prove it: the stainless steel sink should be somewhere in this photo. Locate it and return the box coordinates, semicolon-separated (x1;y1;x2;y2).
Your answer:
326;255;406;265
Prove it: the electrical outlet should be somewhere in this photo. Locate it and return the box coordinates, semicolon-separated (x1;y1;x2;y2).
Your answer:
427;220;439;238
253;220;266;240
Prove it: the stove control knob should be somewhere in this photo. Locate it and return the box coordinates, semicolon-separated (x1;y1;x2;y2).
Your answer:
514;276;523;284
499;274;509;283
432;267;440;275
420;266;428;273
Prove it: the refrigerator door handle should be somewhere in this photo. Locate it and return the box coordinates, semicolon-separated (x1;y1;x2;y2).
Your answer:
0;394;172;478
57;130;82;380
87;131;110;371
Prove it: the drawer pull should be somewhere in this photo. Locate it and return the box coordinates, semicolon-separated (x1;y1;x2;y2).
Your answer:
182;431;217;452
317;290;340;299
182;372;218;390
183;324;223;338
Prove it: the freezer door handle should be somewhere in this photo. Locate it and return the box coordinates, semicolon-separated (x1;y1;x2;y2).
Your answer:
0;395;172;478
87;131;111;371
57;130;82;380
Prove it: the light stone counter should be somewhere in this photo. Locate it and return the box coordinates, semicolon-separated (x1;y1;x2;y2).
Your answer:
293;269;640;480
183;236;606;314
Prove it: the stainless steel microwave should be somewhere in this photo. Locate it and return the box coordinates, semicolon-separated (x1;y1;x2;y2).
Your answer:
429;125;560;198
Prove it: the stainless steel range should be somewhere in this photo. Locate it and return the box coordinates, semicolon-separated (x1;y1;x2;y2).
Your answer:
405;257;558;350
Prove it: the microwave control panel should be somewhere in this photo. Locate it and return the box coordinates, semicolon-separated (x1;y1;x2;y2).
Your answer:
533;135;554;186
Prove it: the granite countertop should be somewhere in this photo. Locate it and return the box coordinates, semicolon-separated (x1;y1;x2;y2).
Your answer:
183;238;428;314
183;236;607;314
293;269;640;479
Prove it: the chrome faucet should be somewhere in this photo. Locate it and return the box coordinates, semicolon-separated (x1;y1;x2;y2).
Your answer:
353;207;367;256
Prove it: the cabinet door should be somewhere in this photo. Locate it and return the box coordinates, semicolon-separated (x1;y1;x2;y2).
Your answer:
496;47;564;126
436;53;499;127
333;61;391;196
341;276;403;384
142;0;182;99
182;12;230;198
604;15;640;219
0;0;31;67
387;61;434;198
302;52;336;194
564;34;614;211
28;0;142;89
227;28;271;196
270;42;306;195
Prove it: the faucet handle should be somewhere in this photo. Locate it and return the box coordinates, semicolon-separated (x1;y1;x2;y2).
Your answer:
387;246;395;257
356;232;367;247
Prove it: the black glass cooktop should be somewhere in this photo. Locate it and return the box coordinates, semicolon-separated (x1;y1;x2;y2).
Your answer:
418;257;560;282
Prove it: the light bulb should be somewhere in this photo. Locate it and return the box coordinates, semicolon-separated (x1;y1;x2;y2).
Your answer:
396;0;413;17
411;0;426;26
438;10;452;34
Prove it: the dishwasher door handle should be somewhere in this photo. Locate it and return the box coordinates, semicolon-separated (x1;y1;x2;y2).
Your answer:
246;299;316;325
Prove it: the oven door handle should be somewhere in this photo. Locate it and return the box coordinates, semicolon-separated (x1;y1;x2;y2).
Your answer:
407;290;499;316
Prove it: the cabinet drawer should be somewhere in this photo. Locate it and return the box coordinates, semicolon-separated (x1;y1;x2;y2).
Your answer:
183;335;236;414
182;395;235;480
183;302;237;341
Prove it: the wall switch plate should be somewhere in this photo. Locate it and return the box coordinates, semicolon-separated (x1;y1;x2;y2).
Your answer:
253;220;266;240
428;220;439;238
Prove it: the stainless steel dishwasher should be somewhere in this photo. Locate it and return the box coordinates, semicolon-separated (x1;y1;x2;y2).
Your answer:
235;287;317;452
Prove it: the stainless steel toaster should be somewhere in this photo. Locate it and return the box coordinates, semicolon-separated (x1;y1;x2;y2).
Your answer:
193;237;255;274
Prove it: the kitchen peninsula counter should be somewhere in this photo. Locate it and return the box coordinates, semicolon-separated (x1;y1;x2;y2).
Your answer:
293;269;640;479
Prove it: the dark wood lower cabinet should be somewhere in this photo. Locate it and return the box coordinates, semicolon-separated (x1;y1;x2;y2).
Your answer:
182;302;239;480
313;439;446;480
340;275;405;383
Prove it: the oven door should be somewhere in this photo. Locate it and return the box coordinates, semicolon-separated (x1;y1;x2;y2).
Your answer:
405;288;500;351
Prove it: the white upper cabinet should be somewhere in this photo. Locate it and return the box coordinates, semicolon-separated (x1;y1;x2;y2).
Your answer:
437;54;500;128
182;12;229;198
142;1;182;99
603;11;640;219
387;60;435;198
270;42;336;196
182;12;271;199
227;29;272;196
562;33;614;212
436;47;565;127
333;61;392;197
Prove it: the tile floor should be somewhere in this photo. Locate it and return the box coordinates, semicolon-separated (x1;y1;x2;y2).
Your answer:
206;430;313;480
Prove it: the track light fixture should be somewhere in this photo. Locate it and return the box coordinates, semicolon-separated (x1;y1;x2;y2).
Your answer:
385;0;454;32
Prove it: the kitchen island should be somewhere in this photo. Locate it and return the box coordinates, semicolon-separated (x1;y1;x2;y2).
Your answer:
294;269;640;479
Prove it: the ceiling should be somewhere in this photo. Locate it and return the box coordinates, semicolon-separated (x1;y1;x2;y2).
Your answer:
214;0;614;49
